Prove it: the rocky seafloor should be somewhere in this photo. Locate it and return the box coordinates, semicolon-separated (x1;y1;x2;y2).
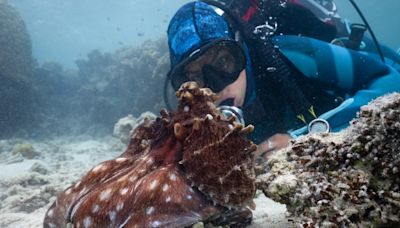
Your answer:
1;93;399;227
257;93;400;227
0;117;288;228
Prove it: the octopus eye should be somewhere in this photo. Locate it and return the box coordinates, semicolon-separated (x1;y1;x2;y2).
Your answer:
174;123;185;140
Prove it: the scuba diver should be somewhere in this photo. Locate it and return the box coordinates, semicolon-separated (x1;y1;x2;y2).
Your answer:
165;0;400;158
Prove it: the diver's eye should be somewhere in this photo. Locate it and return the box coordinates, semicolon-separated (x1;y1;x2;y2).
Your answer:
216;56;228;67
215;53;235;73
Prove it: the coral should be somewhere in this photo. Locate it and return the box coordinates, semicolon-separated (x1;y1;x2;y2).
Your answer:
44;82;257;227
29;162;49;175
0;0;33;81
1;173;51;213
257;93;400;227
113;112;156;145
11;143;39;159
21;37;170;137
74;38;170;130
31;61;84;136
0;1;35;137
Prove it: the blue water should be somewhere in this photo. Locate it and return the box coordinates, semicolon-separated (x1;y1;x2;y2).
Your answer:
9;0;399;68
335;0;399;51
9;0;190;68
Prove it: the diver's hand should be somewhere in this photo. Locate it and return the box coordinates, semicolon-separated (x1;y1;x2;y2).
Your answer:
255;134;292;159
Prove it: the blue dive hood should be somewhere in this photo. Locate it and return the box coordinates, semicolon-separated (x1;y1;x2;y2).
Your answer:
167;1;234;68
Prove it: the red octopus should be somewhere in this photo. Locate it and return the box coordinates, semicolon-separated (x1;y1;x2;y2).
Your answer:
44;82;257;227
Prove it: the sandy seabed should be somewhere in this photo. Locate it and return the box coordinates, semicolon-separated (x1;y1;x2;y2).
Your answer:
0;136;290;228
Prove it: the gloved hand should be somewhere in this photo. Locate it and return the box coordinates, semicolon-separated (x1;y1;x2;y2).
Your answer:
255;133;292;159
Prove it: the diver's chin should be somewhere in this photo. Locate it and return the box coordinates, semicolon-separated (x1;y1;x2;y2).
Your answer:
219;98;235;106
218;97;243;108
234;98;244;108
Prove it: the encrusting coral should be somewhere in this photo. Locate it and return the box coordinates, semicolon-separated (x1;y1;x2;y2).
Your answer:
257;93;400;227
11;143;40;159
113;112;157;145
44;82;257;227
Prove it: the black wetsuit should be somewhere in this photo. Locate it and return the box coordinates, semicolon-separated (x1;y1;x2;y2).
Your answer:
203;0;340;143
203;0;400;144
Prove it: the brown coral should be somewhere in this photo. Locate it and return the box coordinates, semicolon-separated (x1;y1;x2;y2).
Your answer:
257;93;400;227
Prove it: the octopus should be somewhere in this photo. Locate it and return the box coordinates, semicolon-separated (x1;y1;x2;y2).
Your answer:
43;82;257;228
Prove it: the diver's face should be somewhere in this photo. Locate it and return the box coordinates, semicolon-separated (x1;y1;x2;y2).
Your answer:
215;69;247;107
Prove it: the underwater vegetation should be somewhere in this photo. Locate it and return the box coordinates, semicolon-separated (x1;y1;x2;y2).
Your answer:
257;93;400;227
44;82;257;227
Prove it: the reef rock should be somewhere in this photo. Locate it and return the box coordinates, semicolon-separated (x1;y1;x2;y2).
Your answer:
0;0;33;80
257;93;400;227
0;0;35;137
113;112;157;145
75;38;170;129
11;143;39;159
44;82;257;227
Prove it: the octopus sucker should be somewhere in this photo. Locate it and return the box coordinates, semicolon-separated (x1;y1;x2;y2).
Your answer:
44;82;256;227
241;125;254;134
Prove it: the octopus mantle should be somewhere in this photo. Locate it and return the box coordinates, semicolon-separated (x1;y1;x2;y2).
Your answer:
44;82;257;227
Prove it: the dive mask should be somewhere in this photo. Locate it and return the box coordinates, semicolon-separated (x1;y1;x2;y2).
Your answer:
168;39;246;92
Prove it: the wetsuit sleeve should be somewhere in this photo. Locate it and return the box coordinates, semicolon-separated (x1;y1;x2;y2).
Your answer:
275;36;400;137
